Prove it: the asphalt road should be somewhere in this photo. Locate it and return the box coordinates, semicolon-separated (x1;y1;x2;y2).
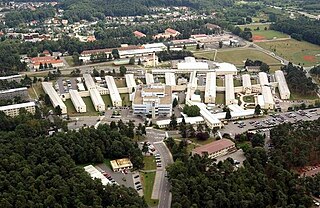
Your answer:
146;129;173;208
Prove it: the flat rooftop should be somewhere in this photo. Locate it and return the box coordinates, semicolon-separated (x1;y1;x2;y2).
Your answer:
192;139;235;155
134;85;172;105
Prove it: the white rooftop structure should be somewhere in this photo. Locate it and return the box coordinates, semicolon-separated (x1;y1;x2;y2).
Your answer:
215;63;237;75
0;87;27;95
105;76;122;107
261;86;275;109
89;88;105;111
0;101;36;118
225;74;237;105
125;74;137;92
0;74;22;81
69;89;86;113
84;165;112;186
165;72;176;86
177;57;209;71
258;72;269;86
143;43;166;49
42;82;67;114
242;74;252;94
119;48;162;57
77;83;86;91
275;70;290;100
186;71;197;102
145;73;155;85
156;116;204;127
83;74;96;90
205;72;216;103
0;101;35;111
257;95;265;108
194;102;222;128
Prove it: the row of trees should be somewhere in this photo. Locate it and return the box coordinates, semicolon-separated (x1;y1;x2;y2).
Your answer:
244;58;270;73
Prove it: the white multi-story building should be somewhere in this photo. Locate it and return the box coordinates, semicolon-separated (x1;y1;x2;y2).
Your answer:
165;72;176;86
258;72;275;109
242;74;252;94
145;73;155;85
105;76;122;107
275;70;290;100
0;74;22;83
42;82;67;114
83;74;96;90
125;74;137;93
205;72;216;103
69;90;86;113
0;102;36;117
89;88;105;112
225;74;237;105
132;84;172;118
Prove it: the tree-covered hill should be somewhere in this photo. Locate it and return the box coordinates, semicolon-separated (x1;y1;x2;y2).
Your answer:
0;111;147;208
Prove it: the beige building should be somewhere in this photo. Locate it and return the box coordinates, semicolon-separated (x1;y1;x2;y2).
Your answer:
192;139;236;159
110;158;133;172
0;102;36;117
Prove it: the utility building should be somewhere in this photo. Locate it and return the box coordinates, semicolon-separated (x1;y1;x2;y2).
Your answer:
165;72;176;86
42;82;67;114
205;72;216;103
275;70;290;100
145;73;154;85
105;76;122;107
225;74;237;105
69;89;86;113
242;74;252;94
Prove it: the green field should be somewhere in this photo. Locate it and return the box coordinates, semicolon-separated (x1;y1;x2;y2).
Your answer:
120;93;131;107
64;56;75;67
143;156;156;171
239;24;289;40
28;82;45;99
64;97;99;116
216;92;225;105
290;92;318;101
257;39;320;67
243;95;255;103
216;77;224;86
234;79;242;87
194;49;281;67
102;95;112;107
141;172;158;206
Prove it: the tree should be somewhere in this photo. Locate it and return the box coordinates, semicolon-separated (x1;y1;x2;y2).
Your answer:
219;41;223;48
169;114;178;130
196;43;200;50
120;66;127;76
179;121;187;138
44;94;51;105
254;104;261;115
54;106;62;116
111;49;119;59
172;98;178;108
138;58;142;65
260;63;270;73
142;142;149;155
225;108;231;119
39;63;43;70
183;45;187;50
129;57;135;65
33;76;37;84
183;105;200;117
92;68;100;77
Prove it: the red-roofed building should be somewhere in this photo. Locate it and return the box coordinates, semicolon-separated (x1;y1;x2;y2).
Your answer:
30;56;64;70
153;28;180;39
81;45;143;57
192;139;236;158
133;31;146;38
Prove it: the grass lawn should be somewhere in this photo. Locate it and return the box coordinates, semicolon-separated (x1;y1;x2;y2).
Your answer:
216;77;224;86
156;77;165;84
234;79;242;87
289;92;318;100
104;159;112;169
251;78;258;85
239;24;289;40
216;92;225;105
143;156;156;171
194;49;281;67
114;78;127;88
64;98;99;116
141;172;159;206
31;83;45;98
189;137;216;145
102;95;113;107
64;56;75;67
256;39;320;67
243;95;255;103
120;93;131;107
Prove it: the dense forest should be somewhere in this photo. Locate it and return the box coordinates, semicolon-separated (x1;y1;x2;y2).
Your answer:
281;63;317;97
167;119;320;208
0;111;147;207
270;17;320;45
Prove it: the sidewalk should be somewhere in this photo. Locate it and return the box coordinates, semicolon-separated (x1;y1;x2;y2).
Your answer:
151;170;163;199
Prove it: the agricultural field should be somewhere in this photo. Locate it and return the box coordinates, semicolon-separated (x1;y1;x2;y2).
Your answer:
239;24;289;41
257;39;320;67
194;48;281;67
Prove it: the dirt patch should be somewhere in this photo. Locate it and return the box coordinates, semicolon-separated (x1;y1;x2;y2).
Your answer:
253;35;266;41
303;55;315;62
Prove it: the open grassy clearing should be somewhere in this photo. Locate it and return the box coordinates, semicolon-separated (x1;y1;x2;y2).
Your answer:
216;92;225;105
64;56;75;67
82;97;99;115
239;24;289;40
289;92;318;101
114;78;127;88
102;94;113;107
257;39;320;67
243;95;255;103
194;49;281;67
64;98;99;116
141;172;158;206
234;79;242;87
120;93;131;107
143;156;156;171
216;77;224;86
